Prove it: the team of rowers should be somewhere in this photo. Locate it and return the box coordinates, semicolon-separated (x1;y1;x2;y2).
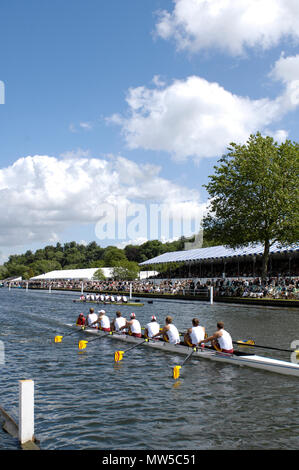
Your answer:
76;309;234;353
79;294;128;303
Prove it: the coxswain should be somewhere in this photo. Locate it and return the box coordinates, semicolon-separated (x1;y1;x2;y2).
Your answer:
120;313;141;337
152;316;180;344
111;311;127;333
76;313;86;326
200;321;234;353
144;315;160;339
97;309;111;332
184;318;205;347
86;308;98;328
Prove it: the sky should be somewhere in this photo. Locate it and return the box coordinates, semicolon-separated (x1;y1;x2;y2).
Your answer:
0;0;299;262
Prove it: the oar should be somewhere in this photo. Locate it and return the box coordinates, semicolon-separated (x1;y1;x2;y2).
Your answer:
78;331;113;350
173;347;197;380
54;325;86;343
234;340;299;355
114;338;149;362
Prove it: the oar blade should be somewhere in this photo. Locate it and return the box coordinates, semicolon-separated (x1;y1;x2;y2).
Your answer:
114;351;124;362
237;339;255;345
173;366;181;380
78;340;88;350
54;336;63;343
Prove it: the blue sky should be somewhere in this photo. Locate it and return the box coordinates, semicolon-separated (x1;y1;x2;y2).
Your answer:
0;0;299;261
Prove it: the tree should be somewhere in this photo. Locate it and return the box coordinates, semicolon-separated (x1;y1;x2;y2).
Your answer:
202;133;299;281
92;268;106;281
102;246;127;266
111;260;140;280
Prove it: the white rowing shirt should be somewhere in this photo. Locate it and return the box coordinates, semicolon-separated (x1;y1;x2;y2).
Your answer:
130;319;141;335
99;314;110;329
87;313;98;327
218;329;233;351
190;326;205;345
146;321;160;338
114;316;126;332
166;324;180;344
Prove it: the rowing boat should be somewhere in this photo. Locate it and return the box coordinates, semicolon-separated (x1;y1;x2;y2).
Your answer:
73;299;144;306
68;324;299;377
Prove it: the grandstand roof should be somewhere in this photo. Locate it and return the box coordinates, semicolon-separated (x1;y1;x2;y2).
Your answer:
139;242;299;266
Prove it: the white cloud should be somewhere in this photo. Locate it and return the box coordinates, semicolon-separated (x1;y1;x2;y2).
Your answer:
270;54;299;83
60;148;91;159
79;121;93;130
109;70;297;161
0;155;206;248
155;0;299;56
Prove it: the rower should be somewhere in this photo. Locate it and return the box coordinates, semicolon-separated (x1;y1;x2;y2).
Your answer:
111;311;127;333
120;313;141;337
152;316;180;344
110;295;115;302
100;294;105;302
86;308;98;328
184;318;205;347
116;295;122;303
144;315;160;339
201;321;234;353
98;309;111;332
76;312;86;326
122;296;128;303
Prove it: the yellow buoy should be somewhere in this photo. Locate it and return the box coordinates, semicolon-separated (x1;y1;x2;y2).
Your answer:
54;336;63;343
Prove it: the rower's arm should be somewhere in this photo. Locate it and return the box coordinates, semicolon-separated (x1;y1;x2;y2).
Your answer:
202;331;219;344
152;326;167;338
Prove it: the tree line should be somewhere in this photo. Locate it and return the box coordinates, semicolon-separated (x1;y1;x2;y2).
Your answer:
0;237;197;280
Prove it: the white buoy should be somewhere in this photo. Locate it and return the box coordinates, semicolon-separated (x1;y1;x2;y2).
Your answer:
210;286;214;305
19;380;34;445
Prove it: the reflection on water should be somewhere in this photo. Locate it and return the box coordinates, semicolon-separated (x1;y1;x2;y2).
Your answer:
0;288;298;450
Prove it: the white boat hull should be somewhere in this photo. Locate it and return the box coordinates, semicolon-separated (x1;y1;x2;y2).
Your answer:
68;324;299;378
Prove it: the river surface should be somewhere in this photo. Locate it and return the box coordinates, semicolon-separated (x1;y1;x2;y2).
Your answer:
0;287;298;450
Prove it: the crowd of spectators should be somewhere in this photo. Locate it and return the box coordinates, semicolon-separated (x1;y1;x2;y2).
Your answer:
6;276;299;300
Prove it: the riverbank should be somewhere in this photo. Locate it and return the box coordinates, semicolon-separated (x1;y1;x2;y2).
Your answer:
24;286;299;308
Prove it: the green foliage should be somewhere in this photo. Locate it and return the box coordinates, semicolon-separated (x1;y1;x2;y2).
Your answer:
92;268;106;281
202;132;299;279
111;260;140;281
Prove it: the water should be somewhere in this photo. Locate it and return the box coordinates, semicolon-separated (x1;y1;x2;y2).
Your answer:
0;288;298;450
